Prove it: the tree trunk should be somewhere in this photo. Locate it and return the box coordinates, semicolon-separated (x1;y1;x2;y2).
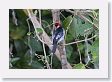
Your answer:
52;9;70;69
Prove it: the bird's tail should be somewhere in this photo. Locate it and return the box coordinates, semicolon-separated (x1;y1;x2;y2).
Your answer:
52;43;57;54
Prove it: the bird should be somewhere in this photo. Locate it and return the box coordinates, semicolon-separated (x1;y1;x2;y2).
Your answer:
52;21;65;54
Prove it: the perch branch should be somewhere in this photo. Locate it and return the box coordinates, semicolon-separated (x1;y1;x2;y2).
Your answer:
58;41;68;69
52;9;69;69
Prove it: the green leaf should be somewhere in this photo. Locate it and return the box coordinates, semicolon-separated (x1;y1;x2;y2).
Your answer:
73;16;93;37
24;49;33;63
66;33;74;43
63;16;76;42
29;36;43;52
91;39;99;60
63;16;73;29
30;60;44;69
14;39;28;56
73;63;85;69
88;38;99;68
65;45;73;59
10;27;26;40
15;9;28;25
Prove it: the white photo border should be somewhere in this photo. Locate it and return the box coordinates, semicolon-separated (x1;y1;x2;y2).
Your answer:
0;0;108;78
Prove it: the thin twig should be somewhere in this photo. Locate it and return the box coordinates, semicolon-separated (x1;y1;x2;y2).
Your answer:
36;17;54;29
39;9;50;69
65;16;74;39
79;9;94;13
87;13;98;21
26;18;33;65
42;20;51;29
64;34;97;46
65;9;75;15
65;9;93;14
42;37;50;69
60;11;66;19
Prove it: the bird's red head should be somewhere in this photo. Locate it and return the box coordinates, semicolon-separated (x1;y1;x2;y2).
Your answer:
55;21;61;28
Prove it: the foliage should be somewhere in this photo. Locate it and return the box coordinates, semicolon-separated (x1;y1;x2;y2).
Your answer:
9;9;99;69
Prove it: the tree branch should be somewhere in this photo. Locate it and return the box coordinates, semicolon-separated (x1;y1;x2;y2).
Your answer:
64;34;97;46
26;18;33;65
